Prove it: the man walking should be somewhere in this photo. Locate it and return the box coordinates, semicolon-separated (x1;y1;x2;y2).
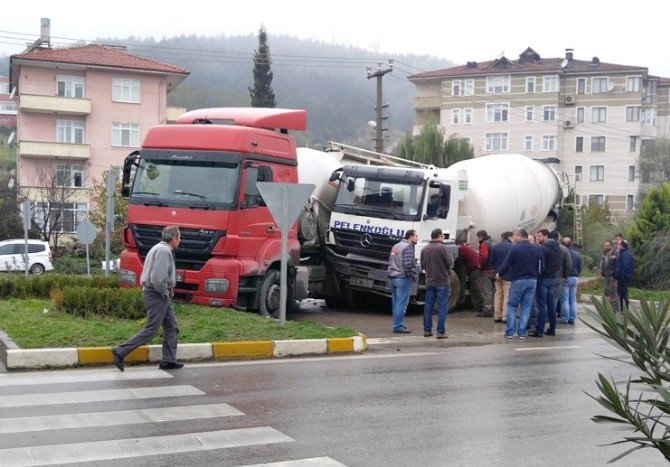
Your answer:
497;229;543;339
421;228;454;339
533;229;562;337
491;231;514;323
112;225;183;371
388;229;418;333
600;240;620;313
560;237;582;324
614;240;635;311
472;230;495;318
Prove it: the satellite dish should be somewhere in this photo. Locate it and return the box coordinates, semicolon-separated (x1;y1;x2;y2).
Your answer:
561;59;568;68
9;87;16;100
368;120;377;129
7;132;15;146
607;82;615;92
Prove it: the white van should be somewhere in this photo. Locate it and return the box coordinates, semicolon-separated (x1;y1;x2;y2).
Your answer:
0;239;54;275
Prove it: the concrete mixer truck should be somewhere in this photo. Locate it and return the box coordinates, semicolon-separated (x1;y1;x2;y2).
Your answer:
118;107;565;316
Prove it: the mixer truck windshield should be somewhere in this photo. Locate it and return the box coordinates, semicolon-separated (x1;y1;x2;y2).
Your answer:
130;150;240;210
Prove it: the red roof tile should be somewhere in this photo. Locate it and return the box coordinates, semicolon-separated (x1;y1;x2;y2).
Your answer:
12;44;188;75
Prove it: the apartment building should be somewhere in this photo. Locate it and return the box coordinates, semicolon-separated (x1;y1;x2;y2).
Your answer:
9;42;188;235
408;48;670;215
0;76;17;128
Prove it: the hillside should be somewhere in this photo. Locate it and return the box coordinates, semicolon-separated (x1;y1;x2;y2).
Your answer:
1;34;452;148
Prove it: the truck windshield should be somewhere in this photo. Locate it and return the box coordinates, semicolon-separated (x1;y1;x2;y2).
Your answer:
130;150;240;209
334;173;425;221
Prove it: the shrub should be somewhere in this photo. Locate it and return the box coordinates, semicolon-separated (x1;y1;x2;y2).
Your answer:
53;286;145;319
52;256;90;275
0;274;119;299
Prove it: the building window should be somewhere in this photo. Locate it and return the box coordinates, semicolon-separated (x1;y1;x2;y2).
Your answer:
592;107;607;123
524;106;533;122
576;107;585;123
592;77;608;93
0;82;8;94
591;136;606;152
590;165;605;182
112;78;140;103
0;102;17;111
451;80;461;96
543;75;559;92
56;120;85;144
542;135;557;151
629;136;638;152
576;137;584;152
589;194;604;206
57;75;85;98
451;109;461;124
524;135;533;151
112;122;140;147
628;165;636;182
34;202;88;234
485;103;509;122
642;109;656;126
485;132;508;151
463;108;472;124
56;165;85;188
626;76;641;92
576;78;586;94
575;165;582;182
543;105;557;122
526;77;536;93
486;75;510;93
627;194;634;211
626;106;640;122
463;79;474;96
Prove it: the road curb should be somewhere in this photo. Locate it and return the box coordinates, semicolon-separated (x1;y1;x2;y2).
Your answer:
0;334;368;370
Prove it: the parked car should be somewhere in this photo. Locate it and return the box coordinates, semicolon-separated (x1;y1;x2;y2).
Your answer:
0;239;54;275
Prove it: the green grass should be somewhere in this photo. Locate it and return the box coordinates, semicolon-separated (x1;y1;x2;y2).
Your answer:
0;298;357;349
579;278;670;302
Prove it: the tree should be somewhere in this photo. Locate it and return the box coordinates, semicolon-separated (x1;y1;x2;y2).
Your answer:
88;170;128;260
395;122;473;168
638;138;670;200
0;165;23;239
628;183;670;274
636;227;670;290
444;133;474;166
249;26;276;108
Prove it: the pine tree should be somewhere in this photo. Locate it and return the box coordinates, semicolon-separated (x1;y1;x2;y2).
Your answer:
249;26;276;108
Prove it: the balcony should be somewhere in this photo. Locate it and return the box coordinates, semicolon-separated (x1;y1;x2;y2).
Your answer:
166;107;187;123
414;96;441;110
19;94;91;116
20;140;90;160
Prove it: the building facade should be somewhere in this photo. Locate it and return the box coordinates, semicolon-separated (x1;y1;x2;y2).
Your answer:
9;43;188;235
0;76;17;128
409;48;670;215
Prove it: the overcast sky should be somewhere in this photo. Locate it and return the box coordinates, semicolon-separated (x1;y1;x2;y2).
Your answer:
3;1;670;78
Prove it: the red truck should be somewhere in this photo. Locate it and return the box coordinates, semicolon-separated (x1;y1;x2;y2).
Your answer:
119;108;310;315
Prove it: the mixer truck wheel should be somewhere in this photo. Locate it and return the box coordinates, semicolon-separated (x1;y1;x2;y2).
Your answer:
259;270;281;319
448;271;460;311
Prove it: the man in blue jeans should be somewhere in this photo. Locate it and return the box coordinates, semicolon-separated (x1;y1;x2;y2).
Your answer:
533;229;562;337
388;229;418;333
496;229;543;339
560;236;582;324
420;228;454;339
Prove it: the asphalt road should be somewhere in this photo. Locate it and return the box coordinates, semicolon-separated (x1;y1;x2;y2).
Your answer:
0;307;664;466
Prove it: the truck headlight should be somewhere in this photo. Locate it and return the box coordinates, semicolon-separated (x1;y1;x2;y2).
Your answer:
204;278;229;293
119;269;136;285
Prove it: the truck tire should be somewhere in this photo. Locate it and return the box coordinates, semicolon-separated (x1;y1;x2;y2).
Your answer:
259;270;281;318
448;270;460;311
324;286;358;310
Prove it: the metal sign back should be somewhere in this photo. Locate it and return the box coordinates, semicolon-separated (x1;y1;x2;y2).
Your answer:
256;183;315;230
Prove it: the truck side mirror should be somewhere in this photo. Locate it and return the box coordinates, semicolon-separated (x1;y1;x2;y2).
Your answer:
329;169;342;183
346;177;355;192
121;151;140;198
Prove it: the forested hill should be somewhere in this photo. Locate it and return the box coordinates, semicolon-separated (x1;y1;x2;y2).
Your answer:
1;35;452;148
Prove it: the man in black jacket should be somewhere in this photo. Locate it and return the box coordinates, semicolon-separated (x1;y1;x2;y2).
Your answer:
533;229;562;337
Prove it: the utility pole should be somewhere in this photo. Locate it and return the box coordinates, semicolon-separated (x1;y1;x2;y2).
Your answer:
367;60;393;153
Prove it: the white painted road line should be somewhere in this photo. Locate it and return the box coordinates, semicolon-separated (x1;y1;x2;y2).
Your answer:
240;457;347;467
514;345;582;351
0;427;294;466
0;403;243;434
0;368;172;387
0;385;204;408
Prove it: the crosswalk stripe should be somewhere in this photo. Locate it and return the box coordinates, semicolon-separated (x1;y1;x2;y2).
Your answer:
239;457;347;466
0;385;204;408
0;427;294;466
0;368;172;387
0;403;243;433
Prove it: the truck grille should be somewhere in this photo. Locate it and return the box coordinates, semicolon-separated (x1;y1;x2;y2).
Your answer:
130;224;225;271
332;228;400;259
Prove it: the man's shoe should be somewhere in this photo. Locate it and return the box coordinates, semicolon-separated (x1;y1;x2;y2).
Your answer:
159;361;184;370
424;331;433;337
494;319;503;323
111;348;124;372
517;335;526;340
545;330;556;336
504;334;515;339
530;333;543;338
568;320;575;325
393;328;411;334
476;312;493;318
436;333;447;339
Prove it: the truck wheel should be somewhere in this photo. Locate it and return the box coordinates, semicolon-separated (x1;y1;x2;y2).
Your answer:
449;271;460;311
324;286;358;310
259;270;281;318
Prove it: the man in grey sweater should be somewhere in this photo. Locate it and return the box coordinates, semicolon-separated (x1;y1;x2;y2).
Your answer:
112;225;182;371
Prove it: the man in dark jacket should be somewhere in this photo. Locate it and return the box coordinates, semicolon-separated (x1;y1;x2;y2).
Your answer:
614;240;635;311
600;240;620;312
388;229;418;333
533;229;562;337
497;229;543;339
550;230;572;313
472;230;494;318
420;228;455;339
560;237;582;324
491;231;514;323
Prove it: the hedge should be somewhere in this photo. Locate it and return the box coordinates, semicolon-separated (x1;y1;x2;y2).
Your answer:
51;286;146;319
0;274;119;300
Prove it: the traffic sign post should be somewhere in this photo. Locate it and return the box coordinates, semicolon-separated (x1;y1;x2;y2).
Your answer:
256;182;315;325
76;220;97;276
21;200;31;276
